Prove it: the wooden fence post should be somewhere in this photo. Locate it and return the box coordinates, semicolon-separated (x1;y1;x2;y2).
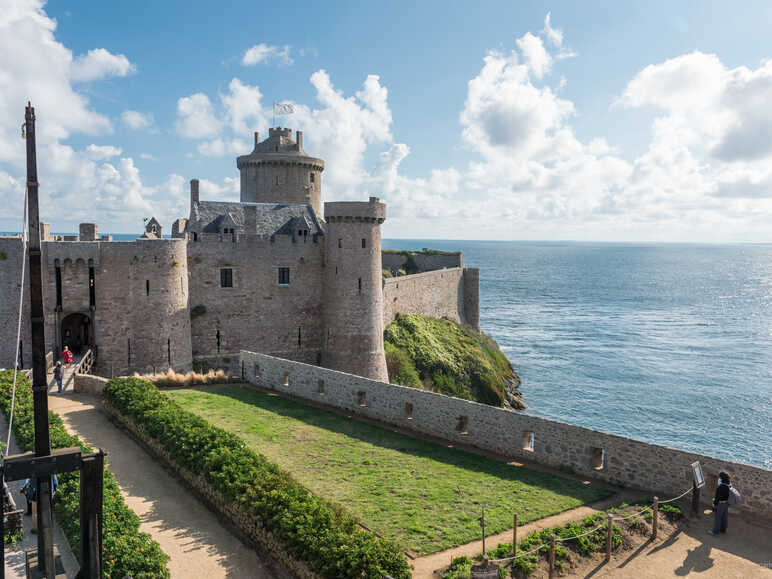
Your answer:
652;497;659;540
605;513;613;562
512;512;517;557
80;450;104;579
548;534;555;579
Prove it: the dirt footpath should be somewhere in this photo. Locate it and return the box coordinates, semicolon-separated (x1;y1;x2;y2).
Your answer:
48;392;279;579
571;513;772;579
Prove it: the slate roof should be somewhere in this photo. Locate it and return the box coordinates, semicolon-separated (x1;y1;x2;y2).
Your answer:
191;201;323;236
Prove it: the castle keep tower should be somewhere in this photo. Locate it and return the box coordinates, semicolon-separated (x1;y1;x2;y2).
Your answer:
322;198;388;381
236;128;325;216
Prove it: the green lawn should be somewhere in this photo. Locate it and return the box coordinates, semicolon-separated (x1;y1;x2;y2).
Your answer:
166;386;611;555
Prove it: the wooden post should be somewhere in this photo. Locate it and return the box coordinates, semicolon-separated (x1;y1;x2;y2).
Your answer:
80;450;104;579
548;534;555;579
25;102;55;579
480;505;486;556
652;497;659;540
691;481;700;517
512;512;517;557
605;513;613;562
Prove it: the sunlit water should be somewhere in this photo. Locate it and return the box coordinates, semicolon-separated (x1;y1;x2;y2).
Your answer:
383;240;772;469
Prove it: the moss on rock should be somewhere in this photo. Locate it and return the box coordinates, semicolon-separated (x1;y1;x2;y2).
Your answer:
384;313;525;409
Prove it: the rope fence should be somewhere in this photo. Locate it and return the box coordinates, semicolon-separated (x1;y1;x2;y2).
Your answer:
475;484;693;572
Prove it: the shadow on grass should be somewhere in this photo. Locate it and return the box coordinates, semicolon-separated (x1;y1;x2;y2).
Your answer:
183;385;611;505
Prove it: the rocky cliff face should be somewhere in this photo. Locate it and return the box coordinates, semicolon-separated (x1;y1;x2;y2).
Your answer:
384;313;525;410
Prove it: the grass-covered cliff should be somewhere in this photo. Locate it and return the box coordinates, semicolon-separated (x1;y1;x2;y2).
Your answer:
384;313;525;409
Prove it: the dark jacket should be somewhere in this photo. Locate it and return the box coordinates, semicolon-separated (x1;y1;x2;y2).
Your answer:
54;365;63;380
714;481;730;505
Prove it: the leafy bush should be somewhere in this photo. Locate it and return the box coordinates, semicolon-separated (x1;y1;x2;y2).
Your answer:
384;313;522;408
0;370;169;579
104;377;411;579
443;555;471;579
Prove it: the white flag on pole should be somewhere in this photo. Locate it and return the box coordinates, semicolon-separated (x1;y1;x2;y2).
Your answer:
274;102;295;116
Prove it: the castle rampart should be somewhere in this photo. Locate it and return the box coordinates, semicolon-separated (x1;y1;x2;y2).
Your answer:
241;349;772;520
382;251;464;273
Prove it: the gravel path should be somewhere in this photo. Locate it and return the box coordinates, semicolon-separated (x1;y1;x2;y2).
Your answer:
48;391;280;579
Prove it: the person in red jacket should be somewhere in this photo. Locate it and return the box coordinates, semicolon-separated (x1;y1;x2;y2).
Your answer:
61;345;73;366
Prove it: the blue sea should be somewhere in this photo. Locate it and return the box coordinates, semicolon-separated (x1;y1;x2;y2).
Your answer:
383;240;772;470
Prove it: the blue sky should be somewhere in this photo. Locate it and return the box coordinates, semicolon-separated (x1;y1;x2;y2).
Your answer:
2;0;772;240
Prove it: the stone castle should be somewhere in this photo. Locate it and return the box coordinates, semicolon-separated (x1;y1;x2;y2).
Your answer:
0;128;479;380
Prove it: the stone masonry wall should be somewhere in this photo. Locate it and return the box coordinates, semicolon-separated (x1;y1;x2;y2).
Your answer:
0;237;32;369
241;350;772;520
383;268;465;325
187;233;324;366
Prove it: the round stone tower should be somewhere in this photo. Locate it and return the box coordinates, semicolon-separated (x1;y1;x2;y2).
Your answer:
236;128;325;216
322;197;388;381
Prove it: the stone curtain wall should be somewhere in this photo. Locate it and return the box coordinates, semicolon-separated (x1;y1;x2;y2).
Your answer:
241;350;772;520
383;267;481;330
74;373;108;394
0;237;32;369
381;252;464;273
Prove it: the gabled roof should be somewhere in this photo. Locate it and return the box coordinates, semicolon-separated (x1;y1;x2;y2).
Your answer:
191;201;323;237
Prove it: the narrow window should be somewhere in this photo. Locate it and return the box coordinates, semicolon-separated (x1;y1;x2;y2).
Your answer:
275;175;279;185
127;338;131;366
220;268;233;288
89;266;95;307
241;361;245;379
193;232;198;241
254;363;260;377
361;238;366;248
590;447;605;470
338;238;342;248
358;277;362;294
18;341;23;368
167;338;171;366
456;415;469;434
278;267;290;286
297;326;302;348
310;172;315;183
216;330;221;353
146;280;150;296
55;264;62;309
522;431;535;452
283;372;290;387
318;379;325;394
335;266;338;275
358;391;367;407
316;352;322;365
405;402;413;419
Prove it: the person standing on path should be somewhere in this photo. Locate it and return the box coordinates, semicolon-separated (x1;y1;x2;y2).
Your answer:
708;471;731;535
53;361;63;393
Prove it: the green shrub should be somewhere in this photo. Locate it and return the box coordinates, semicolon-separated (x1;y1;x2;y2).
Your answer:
384;342;421;388
0;370;169;579
104;377;411;579
382;268;393;279
443;556;471;579
384;313;521;407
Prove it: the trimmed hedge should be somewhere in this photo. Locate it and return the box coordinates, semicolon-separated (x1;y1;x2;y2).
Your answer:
0;370;169;579
104;376;411;579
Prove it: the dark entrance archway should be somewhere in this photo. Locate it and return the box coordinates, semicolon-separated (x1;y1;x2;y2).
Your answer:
61;313;92;356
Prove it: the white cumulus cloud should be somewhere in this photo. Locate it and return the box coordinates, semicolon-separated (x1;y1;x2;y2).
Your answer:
121;110;154;131
71;48;136;82
175;93;223;138
242;43;293;66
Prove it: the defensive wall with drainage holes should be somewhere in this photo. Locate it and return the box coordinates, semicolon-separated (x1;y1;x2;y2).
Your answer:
240;350;772;520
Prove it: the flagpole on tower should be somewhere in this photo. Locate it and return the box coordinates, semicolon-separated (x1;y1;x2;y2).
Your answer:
272;101;275;127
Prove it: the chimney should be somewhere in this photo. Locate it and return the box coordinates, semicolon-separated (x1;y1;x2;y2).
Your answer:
244;204;257;233
254;131;259;149
190;178;199;207
296;130;303;150
79;223;98;241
